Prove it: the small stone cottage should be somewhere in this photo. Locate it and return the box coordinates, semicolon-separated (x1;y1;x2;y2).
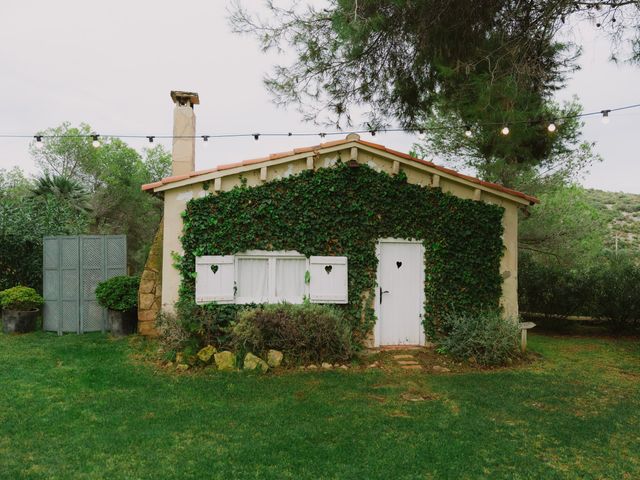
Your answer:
138;91;537;346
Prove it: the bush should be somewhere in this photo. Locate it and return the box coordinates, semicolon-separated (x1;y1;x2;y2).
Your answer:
519;252;640;332
95;275;139;312
0;286;44;311
519;253;595;318
231;303;353;364
591;254;640;332
175;298;242;348
155;311;194;359
438;311;521;366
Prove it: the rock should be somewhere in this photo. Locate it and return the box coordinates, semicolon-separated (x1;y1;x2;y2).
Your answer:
266;350;284;368
432;365;451;373
321;362;333;369
307;364;318;370
368;361;379;368
139;293;156;310
197;345;217;363
139;278;156;294
340;365;349;370
214;351;236;371
176;363;189;372
176;352;184;364
468;356;477;364
243;353;269;372
298;366;306;370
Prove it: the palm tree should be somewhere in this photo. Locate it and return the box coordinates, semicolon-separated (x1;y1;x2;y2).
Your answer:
31;174;92;214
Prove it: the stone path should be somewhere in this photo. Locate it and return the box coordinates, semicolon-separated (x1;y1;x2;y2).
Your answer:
392;353;422;370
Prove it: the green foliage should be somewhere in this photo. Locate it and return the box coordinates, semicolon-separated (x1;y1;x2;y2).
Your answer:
230;303;353;364
519;252;640;332
95;276;140;312
414;99;600;190
30;123;171;273
231;1;588;127
179;163;505;345
0;286;44;311
0;168;89;291
438;311;521;366
31;173;92;214
519;184;607;266
174;297;243;348
590;255;640;332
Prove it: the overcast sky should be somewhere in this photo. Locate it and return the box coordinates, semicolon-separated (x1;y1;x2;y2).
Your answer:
1;1;639;192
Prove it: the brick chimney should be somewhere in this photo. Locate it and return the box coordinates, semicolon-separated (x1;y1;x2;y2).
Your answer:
170;90;199;176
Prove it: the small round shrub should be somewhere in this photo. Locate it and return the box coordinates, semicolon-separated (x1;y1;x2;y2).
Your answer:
438;311;521;366
231;303;353;364
0;286;44;311
95;275;140;312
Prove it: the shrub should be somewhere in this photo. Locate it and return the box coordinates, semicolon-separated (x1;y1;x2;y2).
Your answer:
95;275;140;312
230;303;353;364
155;311;193;359
0;286;44;311
175;298;242;348
438;311;521;366
520;252;640;332
591;254;640;332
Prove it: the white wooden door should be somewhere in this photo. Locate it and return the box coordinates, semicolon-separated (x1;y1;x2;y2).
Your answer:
377;240;424;346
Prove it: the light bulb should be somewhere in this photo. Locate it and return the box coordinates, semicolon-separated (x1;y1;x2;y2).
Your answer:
202;135;209;146
417;130;425;140
91;135;101;148
464;126;472;137
35;136;44;149
501;126;510;136
147;136;154;143
253;134;260;141
601;110;610;124
547;122;556;132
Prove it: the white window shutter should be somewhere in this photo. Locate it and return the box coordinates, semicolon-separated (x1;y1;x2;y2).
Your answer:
195;256;235;304
309;256;348;304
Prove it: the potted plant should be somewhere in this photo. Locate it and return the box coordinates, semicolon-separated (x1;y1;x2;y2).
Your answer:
0;286;44;333
95;275;140;336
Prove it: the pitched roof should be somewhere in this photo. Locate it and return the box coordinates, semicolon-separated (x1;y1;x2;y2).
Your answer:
142;137;539;205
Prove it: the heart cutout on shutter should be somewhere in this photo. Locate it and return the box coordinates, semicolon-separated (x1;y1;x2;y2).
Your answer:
324;265;333;274
396;261;402;269
211;264;219;274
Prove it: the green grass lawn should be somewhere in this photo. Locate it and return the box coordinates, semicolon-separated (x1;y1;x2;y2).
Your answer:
1;333;639;479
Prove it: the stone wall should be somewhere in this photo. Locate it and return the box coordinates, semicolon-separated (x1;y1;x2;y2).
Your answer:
138;219;163;336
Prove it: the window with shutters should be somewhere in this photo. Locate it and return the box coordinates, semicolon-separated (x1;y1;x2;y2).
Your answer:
195;252;348;305
234;251;307;304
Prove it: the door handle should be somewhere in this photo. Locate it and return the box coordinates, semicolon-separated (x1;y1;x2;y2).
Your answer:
379;287;389;304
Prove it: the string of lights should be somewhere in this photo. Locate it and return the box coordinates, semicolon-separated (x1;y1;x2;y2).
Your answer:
1;102;638;149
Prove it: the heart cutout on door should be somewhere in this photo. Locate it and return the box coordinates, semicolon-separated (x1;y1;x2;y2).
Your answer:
396;261;402;269
210;264;219;274
324;265;333;274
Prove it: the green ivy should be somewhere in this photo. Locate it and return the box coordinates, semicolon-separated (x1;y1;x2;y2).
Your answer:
178;163;504;345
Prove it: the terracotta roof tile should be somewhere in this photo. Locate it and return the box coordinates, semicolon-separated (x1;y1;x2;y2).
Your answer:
140;138;538;204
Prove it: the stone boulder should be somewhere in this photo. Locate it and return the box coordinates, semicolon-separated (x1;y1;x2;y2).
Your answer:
197;345;217;364
243;353;269;372
214;351;236;371
266;350;284;368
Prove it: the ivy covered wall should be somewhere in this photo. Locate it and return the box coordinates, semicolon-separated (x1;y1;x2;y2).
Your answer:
178;163;505;344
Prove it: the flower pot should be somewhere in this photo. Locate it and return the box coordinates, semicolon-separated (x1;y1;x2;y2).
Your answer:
108;309;137;336
2;309;39;333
